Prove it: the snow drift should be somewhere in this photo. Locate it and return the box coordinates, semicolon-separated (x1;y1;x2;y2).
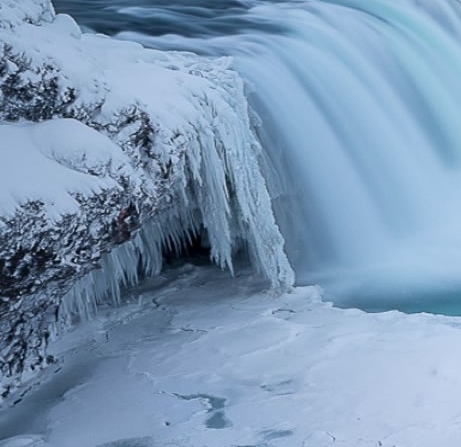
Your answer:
0;0;293;398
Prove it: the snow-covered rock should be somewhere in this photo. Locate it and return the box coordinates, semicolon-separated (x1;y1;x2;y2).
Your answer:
0;0;55;29
0;1;294;398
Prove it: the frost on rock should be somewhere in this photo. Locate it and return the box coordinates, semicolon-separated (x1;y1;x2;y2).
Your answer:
0;1;294;398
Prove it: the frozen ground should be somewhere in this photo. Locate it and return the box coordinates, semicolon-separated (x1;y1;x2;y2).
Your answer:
1;264;461;447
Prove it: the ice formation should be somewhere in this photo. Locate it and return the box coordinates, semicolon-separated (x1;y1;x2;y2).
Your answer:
0;0;293;396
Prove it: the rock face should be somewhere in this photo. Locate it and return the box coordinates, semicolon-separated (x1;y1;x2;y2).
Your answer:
0;0;294;398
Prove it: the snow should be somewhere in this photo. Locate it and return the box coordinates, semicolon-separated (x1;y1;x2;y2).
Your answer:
0;0;54;29
2;265;461;447
0;120;133;220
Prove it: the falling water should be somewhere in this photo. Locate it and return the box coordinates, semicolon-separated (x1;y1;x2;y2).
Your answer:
55;0;461;313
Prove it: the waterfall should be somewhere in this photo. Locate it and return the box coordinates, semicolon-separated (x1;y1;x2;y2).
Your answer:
230;0;461;311
56;0;461;312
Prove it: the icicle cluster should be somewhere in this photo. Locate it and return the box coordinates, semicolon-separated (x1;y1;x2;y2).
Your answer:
61;84;297;318
57;55;295;322
60;209;200;320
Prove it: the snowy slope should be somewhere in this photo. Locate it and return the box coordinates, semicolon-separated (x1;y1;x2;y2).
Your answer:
2;265;461;447
0;0;293;397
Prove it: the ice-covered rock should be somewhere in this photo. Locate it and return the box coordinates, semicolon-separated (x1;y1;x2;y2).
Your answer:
0;0;293;398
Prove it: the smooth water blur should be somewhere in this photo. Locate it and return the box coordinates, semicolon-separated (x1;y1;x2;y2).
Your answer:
54;0;284;36
54;0;461;314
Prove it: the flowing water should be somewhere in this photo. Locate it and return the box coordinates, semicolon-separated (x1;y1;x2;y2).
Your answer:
54;0;461;314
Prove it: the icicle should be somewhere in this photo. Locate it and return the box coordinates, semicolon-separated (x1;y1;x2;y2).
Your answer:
60;54;294;323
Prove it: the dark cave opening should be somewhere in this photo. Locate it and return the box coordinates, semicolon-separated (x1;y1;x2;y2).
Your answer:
162;229;211;267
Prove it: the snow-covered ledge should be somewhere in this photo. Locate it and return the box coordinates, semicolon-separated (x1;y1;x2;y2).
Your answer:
0;0;294;398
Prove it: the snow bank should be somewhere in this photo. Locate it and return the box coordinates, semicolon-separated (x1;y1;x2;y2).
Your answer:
0;0;293;397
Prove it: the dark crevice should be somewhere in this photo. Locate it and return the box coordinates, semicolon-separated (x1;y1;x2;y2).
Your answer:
163;227;211;267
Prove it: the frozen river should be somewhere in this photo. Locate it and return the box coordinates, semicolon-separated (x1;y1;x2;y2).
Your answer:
3;263;461;447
